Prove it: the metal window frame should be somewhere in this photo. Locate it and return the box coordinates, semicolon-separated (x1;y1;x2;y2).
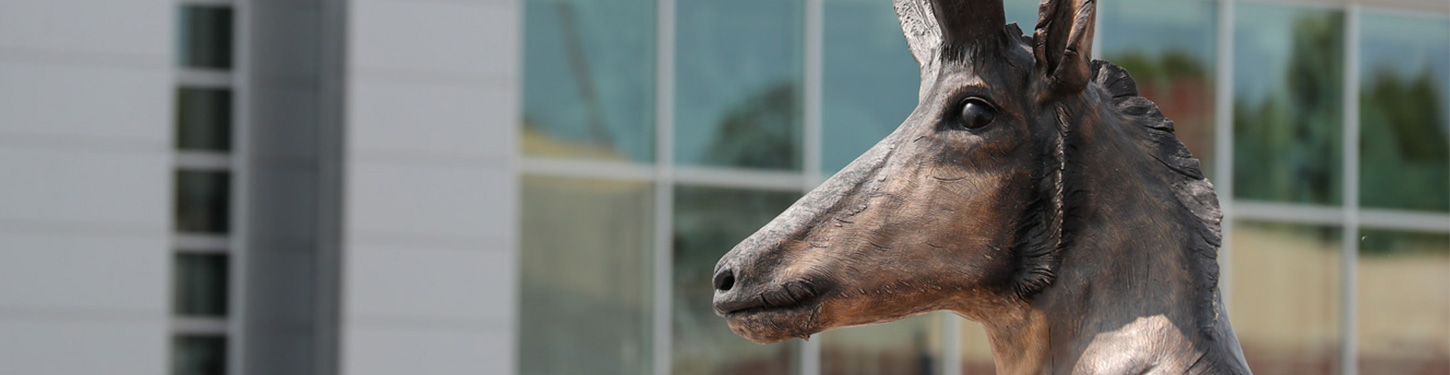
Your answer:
514;1;1450;375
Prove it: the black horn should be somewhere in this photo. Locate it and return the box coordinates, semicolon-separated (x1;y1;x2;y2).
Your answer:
932;0;1007;49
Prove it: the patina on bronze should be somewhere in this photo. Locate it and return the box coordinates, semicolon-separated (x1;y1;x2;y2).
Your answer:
711;0;1253;373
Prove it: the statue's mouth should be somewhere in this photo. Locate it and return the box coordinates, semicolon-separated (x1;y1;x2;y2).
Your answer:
713;280;830;343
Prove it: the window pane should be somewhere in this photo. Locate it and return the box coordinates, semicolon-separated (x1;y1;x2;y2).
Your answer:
1233;4;1344;205
675;0;804;171
1231;221;1341;374
821;314;942;375
522;0;655;162
673;186;800;375
1099;0;1217;177
519;176;654;375
176;88;232;152
178;6;233;70
1357;228;1450;373
1358;13;1450;213
174;253;229;317
960;320;995;374
175;171;230;234
172;335;226;375
1002;0;1038;28
820;0;916;175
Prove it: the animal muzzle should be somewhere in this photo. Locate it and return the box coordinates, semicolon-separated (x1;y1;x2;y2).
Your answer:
711;268;824;317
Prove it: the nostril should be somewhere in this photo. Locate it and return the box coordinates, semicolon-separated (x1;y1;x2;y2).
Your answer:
713;268;736;292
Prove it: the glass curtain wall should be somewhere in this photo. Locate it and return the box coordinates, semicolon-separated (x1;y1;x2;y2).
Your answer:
519;1;1450;375
1355;10;1450;374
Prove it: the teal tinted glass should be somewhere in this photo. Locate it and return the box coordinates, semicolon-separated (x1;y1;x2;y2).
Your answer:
1003;0;1038;28
1358;13;1450;212
523;0;655;162
1233;4;1345;205
820;0;917;174
673;186;800;375
1098;0;1217;177
519;176;654;375
174;253;229;317
675;0;804;171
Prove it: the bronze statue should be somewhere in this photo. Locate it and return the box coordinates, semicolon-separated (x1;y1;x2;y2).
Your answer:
711;0;1253;373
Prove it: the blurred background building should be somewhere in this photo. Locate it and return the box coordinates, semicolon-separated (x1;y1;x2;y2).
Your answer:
0;0;1444;375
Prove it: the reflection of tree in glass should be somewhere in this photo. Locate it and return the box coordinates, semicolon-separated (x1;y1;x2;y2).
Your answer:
1107;50;1215;174
1234;14;1343;204
553;1;613;147
703;83;802;171
673;186;800;375
1111;51;1206;83
1360;68;1448;212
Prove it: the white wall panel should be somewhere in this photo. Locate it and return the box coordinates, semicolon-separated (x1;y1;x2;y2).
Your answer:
0;319;167;375
343;327;510;375
346;244;514;322
0;0;170;61
0;148;169;227
343;0;519;373
352;81;511;160
0;234;168;313
0;62;170;144
347;162;510;242
0;2;173;374
351;0;515;80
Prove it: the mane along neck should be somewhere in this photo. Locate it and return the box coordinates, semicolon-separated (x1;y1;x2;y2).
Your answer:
1088;60;1224;336
1012;60;1225;331
985;61;1244;374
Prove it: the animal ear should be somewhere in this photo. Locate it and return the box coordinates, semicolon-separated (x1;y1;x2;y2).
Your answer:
1033;0;1097;98
894;0;945;71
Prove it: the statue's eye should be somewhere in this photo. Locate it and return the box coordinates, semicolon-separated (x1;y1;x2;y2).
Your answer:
958;99;997;130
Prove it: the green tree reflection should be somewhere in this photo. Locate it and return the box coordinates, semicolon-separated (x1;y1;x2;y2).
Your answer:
1235;14;1344;205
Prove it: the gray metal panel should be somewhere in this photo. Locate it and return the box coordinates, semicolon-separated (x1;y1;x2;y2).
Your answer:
239;0;346;374
0;1;173;374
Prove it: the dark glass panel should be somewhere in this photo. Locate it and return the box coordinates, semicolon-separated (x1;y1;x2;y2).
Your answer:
176;88;232;152
174;253;229;317
179;6;233;70
173;335;227;375
175;171;230;234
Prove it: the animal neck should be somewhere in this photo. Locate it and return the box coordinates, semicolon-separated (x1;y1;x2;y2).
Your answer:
976;107;1249;374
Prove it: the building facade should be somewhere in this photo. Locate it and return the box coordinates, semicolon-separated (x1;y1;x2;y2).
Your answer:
0;0;1445;375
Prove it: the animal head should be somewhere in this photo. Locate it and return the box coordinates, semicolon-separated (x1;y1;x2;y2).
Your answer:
712;0;1110;343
